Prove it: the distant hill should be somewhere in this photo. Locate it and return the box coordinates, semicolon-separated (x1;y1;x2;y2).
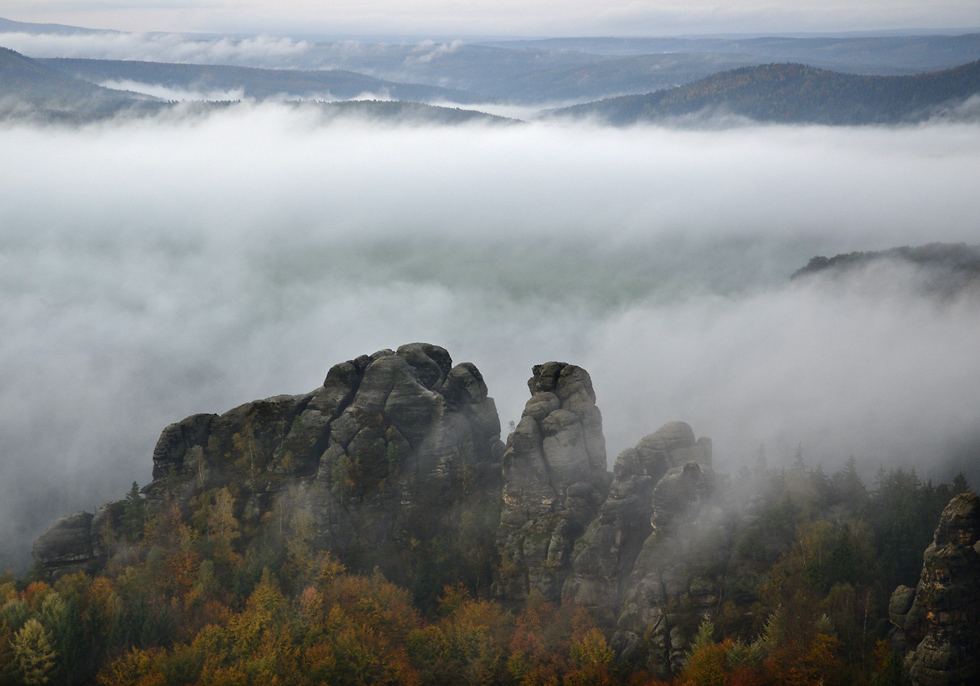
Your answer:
39;58;490;104
0;15;111;36
490;34;980;74
302;99;510;124
0;46;167;120
791;242;980;295
439;51;768;103
1;47;511;123
550;61;980;124
793;242;980;276
342;34;980;103
5;14;980;104
0;46;127;102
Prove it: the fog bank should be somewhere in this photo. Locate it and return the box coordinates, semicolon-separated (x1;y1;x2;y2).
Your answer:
2;107;979;569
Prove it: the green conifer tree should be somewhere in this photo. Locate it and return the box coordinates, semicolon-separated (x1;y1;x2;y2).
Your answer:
121;482;146;541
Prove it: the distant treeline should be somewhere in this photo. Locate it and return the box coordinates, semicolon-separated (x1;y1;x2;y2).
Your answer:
552;61;980;125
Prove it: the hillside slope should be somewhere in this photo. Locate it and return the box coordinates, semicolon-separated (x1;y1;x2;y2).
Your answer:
0;46;134;103
40;57;489;104
552;60;980;124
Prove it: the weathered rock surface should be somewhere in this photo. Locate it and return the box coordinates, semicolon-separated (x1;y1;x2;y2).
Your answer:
35;343;504;590
31;512;96;578
494;362;610;602
563;422;712;623
614;460;729;676
33;348;727;675
889;492;980;686
32;499;130;579
305;345;504;581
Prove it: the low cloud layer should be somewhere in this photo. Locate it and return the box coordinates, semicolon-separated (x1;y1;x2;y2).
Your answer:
100;79;246;102
2;106;979;569
0;31;318;69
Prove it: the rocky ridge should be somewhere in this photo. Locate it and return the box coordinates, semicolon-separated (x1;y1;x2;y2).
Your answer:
34;342;977;679
30;344;728;675
35;343;504;595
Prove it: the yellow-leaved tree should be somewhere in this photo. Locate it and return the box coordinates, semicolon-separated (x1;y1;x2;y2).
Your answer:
12;618;57;685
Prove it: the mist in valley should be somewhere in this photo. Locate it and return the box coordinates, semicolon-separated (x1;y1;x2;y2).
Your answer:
2;105;980;570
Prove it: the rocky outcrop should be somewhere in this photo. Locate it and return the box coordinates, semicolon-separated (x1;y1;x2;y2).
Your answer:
558;419;719;676
31;499;130;580
35;343;504;590
615;460;728;676
32;347;724;671
889;492;980;686
306;345;504;580
494;362;610;602
31;512;96;579
563;422;712;623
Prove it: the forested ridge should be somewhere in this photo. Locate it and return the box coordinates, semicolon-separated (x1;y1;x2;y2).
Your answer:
553;61;980;124
37;58;486;104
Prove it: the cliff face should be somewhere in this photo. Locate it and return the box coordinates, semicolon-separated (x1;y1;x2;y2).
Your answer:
563;423;711;619
889;492;980;686
494;362;610;602
35;343;505;592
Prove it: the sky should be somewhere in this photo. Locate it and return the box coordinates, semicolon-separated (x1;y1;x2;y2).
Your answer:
3;0;980;37
2;107;980;569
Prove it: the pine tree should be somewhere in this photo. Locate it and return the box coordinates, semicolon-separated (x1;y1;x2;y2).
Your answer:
951;472;972;496
121;482;146;541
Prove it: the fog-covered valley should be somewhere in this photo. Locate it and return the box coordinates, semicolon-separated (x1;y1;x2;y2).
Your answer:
2;107;980;570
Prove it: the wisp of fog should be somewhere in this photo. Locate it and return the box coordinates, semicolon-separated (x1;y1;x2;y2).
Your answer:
2;105;980;570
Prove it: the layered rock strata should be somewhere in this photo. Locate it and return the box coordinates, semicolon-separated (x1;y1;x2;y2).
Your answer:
35;343;504;587
33;347;727;678
30;512;97;579
494;362;611;601
889;492;980;686
31;501;126;580
563;422;712;623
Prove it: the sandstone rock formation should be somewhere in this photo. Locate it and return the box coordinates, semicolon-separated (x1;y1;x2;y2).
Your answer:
889;491;980;686
563;422;712;623
31;512;96;579
33;347;726;678
614;460;728;676
36;343;504;592
31;499;127;579
494;362;610;601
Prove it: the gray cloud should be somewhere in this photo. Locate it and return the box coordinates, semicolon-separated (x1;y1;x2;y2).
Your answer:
1;106;979;570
